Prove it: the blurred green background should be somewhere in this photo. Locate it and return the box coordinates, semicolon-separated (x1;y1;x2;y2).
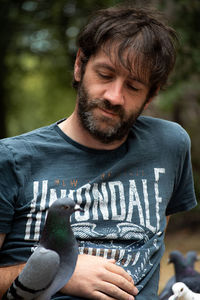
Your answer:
0;0;199;219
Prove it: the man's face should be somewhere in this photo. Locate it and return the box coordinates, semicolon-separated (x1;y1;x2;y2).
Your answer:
75;49;152;144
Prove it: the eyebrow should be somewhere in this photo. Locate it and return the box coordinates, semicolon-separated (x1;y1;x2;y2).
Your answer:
93;62;147;86
93;63;115;73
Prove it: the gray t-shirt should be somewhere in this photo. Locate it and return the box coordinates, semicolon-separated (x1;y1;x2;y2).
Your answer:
0;116;197;299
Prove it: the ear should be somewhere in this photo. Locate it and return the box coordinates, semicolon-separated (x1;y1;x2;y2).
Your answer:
74;48;83;82
144;87;160;110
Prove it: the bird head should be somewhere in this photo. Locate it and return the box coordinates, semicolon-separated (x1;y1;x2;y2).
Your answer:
48;197;84;218
50;197;83;212
172;282;189;299
168;250;185;265
40;197;84;246
186;250;199;267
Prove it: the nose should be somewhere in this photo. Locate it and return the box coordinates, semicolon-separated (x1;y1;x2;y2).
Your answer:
104;79;125;106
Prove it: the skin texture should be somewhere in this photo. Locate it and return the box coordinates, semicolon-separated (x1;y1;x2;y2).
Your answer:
61;255;138;300
0;233;25;298
0;232;26;298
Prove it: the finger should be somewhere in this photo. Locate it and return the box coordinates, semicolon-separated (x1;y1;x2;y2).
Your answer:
93;290;121;300
105;262;134;283
102;269;138;296
95;281;135;300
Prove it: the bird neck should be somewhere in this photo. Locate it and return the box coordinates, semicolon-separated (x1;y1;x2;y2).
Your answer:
174;262;187;280
40;215;73;249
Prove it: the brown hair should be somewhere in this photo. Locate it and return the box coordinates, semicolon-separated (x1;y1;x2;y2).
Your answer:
73;6;178;97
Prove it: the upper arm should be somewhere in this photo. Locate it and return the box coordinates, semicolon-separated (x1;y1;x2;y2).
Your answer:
0;233;6;249
165;216;170;232
166;216;170;225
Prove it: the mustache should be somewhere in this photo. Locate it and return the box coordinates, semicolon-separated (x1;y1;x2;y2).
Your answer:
88;98;125;115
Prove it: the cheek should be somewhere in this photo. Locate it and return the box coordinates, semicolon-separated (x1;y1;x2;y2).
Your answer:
86;83;105;99
124;95;147;116
125;95;144;109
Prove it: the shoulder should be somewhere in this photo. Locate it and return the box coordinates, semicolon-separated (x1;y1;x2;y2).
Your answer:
0;123;58;170
135;115;187;134
0;123;56;152
134;116;191;147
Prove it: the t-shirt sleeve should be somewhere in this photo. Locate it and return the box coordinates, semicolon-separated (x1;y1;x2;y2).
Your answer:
166;128;197;215
0;142;19;233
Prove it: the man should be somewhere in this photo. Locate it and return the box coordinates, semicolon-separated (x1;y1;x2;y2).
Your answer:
0;5;197;300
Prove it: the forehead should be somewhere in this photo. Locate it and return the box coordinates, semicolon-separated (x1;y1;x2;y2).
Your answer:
88;45;150;85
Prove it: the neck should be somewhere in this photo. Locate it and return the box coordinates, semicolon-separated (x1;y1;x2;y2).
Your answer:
59;111;127;151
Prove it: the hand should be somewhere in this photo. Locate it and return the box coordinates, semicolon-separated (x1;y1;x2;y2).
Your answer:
61;254;139;300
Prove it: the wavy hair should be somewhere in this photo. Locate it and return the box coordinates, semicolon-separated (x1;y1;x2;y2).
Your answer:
73;6;178;97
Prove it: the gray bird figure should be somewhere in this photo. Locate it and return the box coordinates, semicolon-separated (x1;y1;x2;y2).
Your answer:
3;197;83;300
168;282;200;300
170;251;200;283
170;250;200;293
159;251;200;300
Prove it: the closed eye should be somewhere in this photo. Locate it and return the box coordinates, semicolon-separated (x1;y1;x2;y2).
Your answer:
97;72;113;80
127;83;139;92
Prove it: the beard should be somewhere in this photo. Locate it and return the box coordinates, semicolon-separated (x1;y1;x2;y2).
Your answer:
77;80;146;144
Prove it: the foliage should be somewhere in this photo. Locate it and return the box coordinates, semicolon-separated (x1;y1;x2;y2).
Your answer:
1;0;121;137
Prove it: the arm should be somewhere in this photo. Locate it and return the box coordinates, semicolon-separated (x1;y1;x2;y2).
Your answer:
0;233;25;299
61;254;139;300
0;250;138;300
166;216;170;227
0;233;5;248
0;234;138;300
